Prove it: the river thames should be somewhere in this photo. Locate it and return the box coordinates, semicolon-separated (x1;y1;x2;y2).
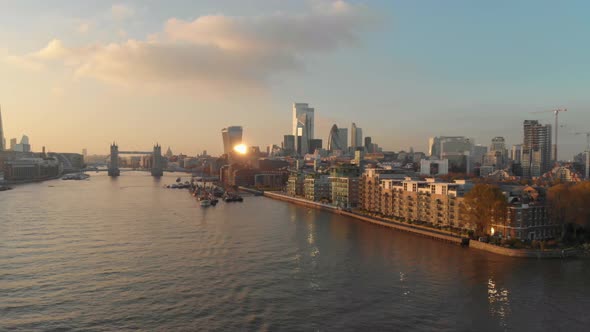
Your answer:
1;172;589;331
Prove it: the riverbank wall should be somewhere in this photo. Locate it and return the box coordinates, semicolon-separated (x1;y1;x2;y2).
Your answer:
263;191;576;258
1;174;62;186
469;240;578;258
263;191;465;246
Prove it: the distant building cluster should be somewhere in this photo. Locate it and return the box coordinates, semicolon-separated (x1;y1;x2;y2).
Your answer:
0;109;85;182
209;102;590;243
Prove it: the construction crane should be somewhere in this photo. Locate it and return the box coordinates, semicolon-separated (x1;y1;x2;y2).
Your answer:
573;131;590;152
531;108;567;162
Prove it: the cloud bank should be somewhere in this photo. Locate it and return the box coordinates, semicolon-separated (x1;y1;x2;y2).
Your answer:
6;1;371;91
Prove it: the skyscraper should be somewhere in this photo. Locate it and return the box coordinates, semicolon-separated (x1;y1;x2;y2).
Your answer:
490;137;507;153
350;123;363;148
0;105;5;151
510;144;522;163
283;135;295;154
487;136;508;168
338;128;348;151
364;137;372;152
309;139;323;154
471;145;488;165
428;137;440;157
522;120;552;178
438;137;473;158
292;103;314;156
429;136;473;173
221;126;243;154
327;124;346;151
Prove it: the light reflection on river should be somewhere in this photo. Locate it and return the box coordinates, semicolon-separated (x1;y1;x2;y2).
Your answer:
1;172;589;331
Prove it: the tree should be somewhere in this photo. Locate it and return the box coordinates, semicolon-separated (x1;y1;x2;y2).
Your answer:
547;183;573;239
463;184;508;237
548;182;590;242
569;182;590;230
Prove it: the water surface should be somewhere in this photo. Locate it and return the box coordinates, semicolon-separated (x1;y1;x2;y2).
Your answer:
1;172;589;331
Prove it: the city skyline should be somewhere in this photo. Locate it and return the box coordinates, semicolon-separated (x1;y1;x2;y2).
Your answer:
1;1;590;156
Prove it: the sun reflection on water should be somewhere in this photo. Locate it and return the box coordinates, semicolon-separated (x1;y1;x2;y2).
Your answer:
487;278;511;328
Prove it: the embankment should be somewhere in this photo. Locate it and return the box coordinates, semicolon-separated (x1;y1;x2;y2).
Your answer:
263;191;577;258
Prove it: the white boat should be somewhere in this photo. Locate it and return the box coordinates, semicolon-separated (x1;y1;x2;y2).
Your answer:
200;200;211;207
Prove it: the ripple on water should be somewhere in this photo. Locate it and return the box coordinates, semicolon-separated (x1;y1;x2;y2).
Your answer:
1;173;590;331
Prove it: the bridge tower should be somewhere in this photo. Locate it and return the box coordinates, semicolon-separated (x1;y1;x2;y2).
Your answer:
108;142;120;176
151;144;164;177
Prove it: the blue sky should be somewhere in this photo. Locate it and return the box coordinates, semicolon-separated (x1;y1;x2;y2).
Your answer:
1;0;589;158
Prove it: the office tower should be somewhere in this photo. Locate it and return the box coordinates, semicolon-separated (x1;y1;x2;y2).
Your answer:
471;145;487;165
327;125;346;151
221;126;243;154
351;123;363;148
20;135;31;152
521;120;552;178
82;148;87;157
428;137;440;157
309;139;323;154
430;136;473;173
510;144;522;163
0;106;4;151
364;137;372;152
439;137;472;157
292;103;314;156
490;137;506;153
10;138;17;151
487;136;508;168
338;128;348;151
283;135;295;154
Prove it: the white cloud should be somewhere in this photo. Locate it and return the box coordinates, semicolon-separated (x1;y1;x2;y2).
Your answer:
77;22;92;34
111;4;135;20
51;85;65;97
5;1;372;92
3;55;45;71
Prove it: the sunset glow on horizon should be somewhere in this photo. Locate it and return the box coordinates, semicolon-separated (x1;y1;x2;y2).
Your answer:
1;1;589;158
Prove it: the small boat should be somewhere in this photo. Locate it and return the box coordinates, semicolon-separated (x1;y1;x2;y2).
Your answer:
62;173;90;180
200;200;211;207
210;199;219;206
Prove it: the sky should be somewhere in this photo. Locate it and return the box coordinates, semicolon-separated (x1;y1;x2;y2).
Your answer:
1;0;589;159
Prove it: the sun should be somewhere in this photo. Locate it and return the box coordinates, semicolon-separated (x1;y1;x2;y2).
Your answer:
233;144;248;155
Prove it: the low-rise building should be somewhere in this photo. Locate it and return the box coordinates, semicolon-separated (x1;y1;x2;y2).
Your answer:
287;172;305;197
3;157;61;181
329;164;360;208
360;167;474;230
330;176;359;208
254;173;286;190
491;185;561;241
304;174;330;202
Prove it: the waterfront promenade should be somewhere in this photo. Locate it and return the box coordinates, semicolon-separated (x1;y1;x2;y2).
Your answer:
261;191;578;258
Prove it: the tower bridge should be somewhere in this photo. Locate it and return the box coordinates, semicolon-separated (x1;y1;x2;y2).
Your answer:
108;143;164;177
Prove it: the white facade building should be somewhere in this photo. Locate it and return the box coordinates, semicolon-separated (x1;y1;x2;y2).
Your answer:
420;159;449;176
